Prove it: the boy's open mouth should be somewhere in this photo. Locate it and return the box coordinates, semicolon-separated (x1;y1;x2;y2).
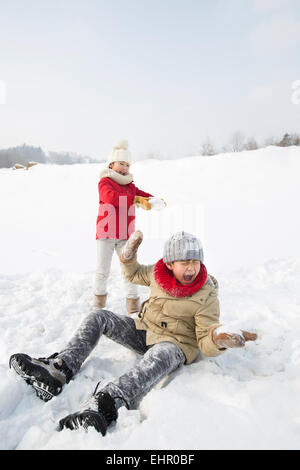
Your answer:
183;274;194;282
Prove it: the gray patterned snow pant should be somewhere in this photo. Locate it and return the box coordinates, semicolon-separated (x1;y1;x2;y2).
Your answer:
57;309;186;409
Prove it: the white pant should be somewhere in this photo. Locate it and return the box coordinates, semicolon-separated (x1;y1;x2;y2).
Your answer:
94;239;139;298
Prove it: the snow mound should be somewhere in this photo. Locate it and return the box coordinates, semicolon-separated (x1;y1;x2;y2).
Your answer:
1;146;300;449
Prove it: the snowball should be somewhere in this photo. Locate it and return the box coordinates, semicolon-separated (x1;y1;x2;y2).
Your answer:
214;324;244;336
149;197;166;211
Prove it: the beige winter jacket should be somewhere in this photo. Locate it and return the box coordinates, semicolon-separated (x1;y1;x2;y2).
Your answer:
121;256;225;364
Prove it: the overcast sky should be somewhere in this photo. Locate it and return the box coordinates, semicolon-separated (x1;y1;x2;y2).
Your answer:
0;0;299;160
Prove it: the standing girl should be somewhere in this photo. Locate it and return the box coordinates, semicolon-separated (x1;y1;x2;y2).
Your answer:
94;139;164;314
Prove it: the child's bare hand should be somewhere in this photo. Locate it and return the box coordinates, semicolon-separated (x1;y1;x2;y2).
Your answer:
212;327;257;349
120;230;143;261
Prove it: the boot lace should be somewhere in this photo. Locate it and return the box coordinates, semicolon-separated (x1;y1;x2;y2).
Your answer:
92;382;129;423
37;353;73;383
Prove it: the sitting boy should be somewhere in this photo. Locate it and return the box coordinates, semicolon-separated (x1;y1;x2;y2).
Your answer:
9;231;257;435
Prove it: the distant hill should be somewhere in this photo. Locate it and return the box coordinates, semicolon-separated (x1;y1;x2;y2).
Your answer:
0;144;103;168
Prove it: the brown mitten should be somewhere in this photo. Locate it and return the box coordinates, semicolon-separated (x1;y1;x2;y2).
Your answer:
212;326;257;349
120;230;144;261
134;196;152;210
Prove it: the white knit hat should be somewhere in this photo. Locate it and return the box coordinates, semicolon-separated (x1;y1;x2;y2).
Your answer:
107;140;132;167
163;231;204;263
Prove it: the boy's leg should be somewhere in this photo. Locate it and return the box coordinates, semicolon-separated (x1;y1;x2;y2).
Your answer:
101;342;185;410
58;342;186;434
94;239;115;295
56;309;148;376
10;310;148;401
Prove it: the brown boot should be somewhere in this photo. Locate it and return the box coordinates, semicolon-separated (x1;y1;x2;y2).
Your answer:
93;293;107;309
126;297;140;315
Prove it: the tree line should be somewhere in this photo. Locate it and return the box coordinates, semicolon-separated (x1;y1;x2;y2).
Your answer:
1;132;299;168
0;144;101;169
200;132;300;156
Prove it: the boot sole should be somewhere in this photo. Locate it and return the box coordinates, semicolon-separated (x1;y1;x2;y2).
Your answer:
57;409;108;435
9;353;63;402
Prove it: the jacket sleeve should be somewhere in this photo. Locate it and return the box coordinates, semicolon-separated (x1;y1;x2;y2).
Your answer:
194;291;225;357
135;186;153;198
99;178;135;207
120;256;154;286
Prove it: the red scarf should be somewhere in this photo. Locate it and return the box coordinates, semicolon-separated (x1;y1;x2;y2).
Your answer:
153;258;208;298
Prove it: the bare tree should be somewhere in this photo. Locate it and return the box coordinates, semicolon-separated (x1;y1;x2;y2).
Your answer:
264;136;277;147
201;138;216;156
291;133;300;146
244;138;259;151
231;131;245;152
223;131;245;153
278;133;293;147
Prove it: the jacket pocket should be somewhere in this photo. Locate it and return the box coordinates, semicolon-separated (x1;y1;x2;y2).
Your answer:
159;317;178;335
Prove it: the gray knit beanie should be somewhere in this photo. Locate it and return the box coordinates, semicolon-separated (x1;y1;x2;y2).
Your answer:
163;231;204;264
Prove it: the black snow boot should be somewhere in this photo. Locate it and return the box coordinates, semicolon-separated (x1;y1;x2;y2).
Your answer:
9;352;73;402
57;383;126;435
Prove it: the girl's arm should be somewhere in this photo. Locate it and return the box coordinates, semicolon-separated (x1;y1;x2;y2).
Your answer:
135;186;153;198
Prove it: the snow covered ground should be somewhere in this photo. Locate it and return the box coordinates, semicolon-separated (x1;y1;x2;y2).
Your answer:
1;146;300;450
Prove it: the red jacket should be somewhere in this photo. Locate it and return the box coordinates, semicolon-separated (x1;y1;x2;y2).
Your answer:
96;177;153;240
